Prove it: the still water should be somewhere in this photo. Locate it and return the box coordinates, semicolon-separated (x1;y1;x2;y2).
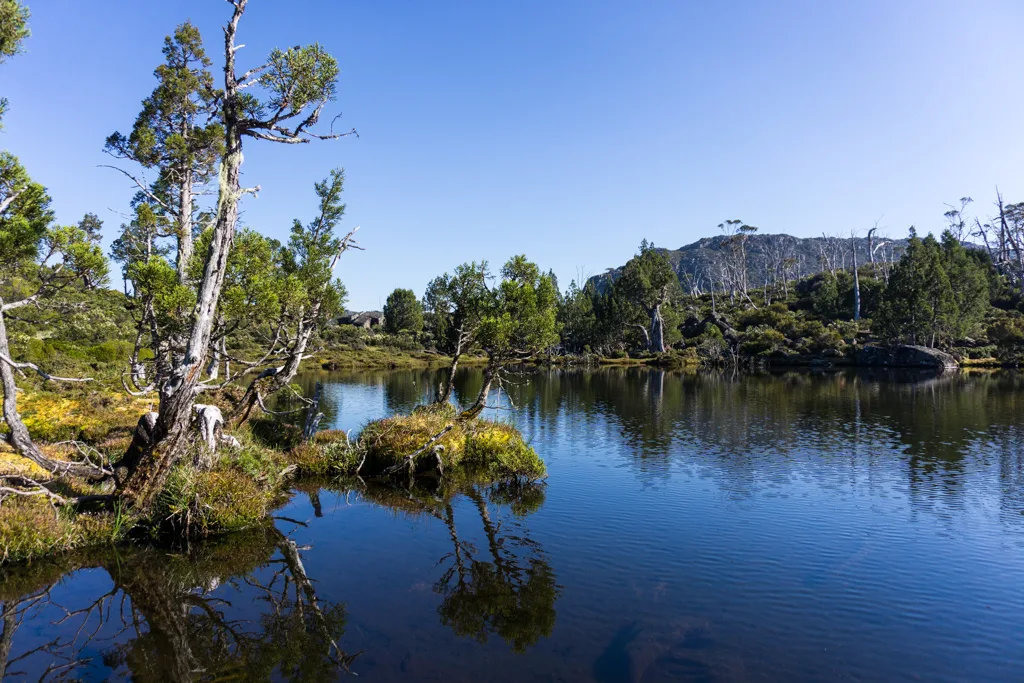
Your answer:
3;368;1024;682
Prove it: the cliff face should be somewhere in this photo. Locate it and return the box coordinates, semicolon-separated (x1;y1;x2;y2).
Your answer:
588;233;910;292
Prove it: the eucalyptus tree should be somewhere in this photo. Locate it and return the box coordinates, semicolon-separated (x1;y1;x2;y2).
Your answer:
462;256;559;418
718;219;758;303
120;0;356;510
0;153;109;479
613;240;681;353
424;261;490;405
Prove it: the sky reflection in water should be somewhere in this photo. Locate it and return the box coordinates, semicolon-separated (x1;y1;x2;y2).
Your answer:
3;367;1024;682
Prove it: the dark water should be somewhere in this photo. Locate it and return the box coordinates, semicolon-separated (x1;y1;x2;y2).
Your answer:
4;368;1024;682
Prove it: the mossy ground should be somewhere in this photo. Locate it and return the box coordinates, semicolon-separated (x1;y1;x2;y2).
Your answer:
1;390;544;563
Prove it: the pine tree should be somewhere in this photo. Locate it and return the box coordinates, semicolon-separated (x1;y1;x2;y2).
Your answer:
941;230;989;341
875;232;954;347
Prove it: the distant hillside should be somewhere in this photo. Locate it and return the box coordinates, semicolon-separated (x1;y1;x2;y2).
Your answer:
588;233;911;293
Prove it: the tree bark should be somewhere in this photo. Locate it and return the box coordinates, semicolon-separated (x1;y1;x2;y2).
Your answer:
436;324;465;405
118;3;248;510
0;305;108;480
649;304;666;353
176;173;194;283
852;236;861;321
460;359;496;419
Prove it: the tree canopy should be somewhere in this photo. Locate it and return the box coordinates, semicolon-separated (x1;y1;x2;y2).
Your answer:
383;288;423;334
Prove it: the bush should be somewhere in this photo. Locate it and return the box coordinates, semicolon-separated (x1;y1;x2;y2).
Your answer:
464;427;545;480
735;302;796;333
740;325;786;356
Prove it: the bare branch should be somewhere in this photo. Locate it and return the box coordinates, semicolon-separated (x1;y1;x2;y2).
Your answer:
97;165;174;214
0;353;93;382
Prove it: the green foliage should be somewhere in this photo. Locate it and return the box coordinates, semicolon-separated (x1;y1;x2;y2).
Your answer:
259;44;339;116
613;240;683;350
383;287;424;333
740;325;786;356
558;279;598;353
464;428;546;480
152;466;273;537
875;230;989;347
0;0;29;64
105;21;223;204
0;0;29;127
356;410;546;480
941;231;989;339
735;302;796;333
0;497;128;563
423;261;490;354
477;255;561;361
0;152;53;271
811;273;841;319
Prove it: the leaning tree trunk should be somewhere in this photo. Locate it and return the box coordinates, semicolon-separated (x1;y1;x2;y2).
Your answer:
233;319;315;424
460;358;496;419
0;307;107;480
436;324;466;405
118;12;247;510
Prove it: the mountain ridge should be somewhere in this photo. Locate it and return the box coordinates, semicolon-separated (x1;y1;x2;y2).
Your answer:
587;233;911;293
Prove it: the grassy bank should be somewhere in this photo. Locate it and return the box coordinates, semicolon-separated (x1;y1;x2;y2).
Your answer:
0;388;544;563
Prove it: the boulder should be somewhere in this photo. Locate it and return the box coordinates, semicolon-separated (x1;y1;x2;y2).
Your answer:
857;345;958;370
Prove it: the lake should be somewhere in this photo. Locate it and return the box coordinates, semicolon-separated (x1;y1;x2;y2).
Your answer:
3;367;1024;682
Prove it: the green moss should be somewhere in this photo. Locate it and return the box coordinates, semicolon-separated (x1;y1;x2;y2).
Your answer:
149;466;273;538
0;497;130;564
290;430;361;476
463;425;546;480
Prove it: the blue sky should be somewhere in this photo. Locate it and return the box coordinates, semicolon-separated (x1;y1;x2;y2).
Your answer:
3;1;1023;309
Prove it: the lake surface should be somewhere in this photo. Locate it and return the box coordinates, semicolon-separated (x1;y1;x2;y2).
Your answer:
3;367;1024;682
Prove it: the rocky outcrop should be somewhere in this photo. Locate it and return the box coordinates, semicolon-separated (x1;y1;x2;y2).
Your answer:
856;345;958;370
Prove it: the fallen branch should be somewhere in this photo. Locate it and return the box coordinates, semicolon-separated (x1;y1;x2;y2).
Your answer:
380;425;454;477
0;475;68;504
0;353;94;383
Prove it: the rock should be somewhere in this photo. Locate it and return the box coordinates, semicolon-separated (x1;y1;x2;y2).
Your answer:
857;344;958;370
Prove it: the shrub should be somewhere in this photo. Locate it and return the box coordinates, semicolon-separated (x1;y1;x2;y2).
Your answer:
735;302;796;333
356;409;546;480
740;325;786;356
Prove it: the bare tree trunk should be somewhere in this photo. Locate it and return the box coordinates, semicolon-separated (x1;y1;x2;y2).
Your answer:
867;226;877;279
119;4;248;510
649;304;665;353
436;324;466;405
177;173;194;282
0;306;108;480
461;359;496;419
851;235;861;321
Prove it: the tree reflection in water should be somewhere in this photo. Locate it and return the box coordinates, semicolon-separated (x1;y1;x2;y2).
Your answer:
0;526;357;681
0;478;557;679
334;477;559;653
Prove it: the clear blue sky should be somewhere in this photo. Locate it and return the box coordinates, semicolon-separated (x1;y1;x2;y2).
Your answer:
3;1;1023;309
